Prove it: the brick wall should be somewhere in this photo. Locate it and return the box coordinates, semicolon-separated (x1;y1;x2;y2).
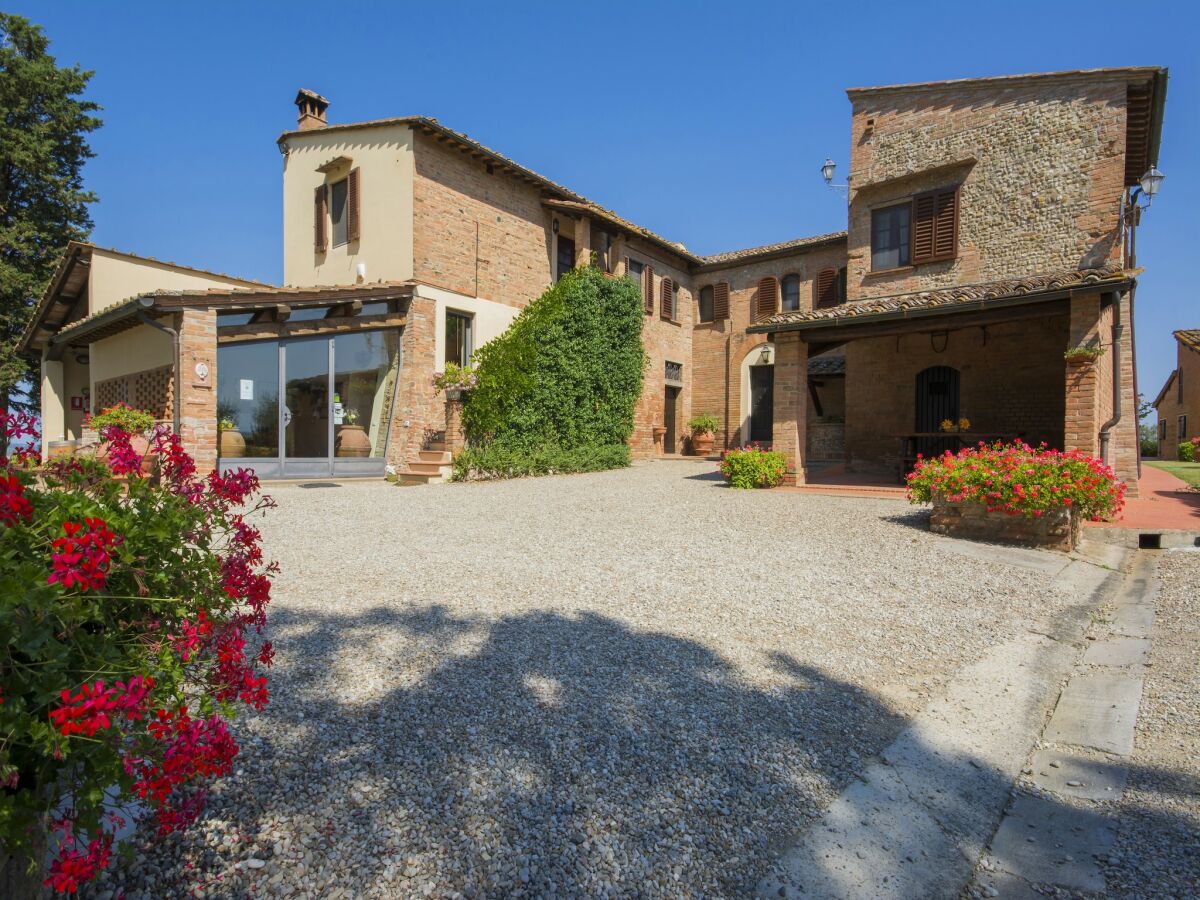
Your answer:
385;293;438;469
844;314;1068;475
1156;338;1200;457
846;75;1130;302
690;241;848;450
412;132;554;309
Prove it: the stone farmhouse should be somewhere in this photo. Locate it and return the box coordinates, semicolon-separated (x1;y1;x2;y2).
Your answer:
1152;330;1200;457
21;66;1167;494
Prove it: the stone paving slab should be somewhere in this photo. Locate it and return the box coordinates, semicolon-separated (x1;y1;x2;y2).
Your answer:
1044;674;1143;755
1027;749;1129;801
1082;637;1149;667
1111;601;1155;637
988;794;1114;892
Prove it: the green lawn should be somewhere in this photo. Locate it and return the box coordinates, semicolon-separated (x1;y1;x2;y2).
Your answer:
1146;460;1200;488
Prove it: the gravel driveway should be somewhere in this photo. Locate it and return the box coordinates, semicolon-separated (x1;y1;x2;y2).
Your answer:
88;461;1087;899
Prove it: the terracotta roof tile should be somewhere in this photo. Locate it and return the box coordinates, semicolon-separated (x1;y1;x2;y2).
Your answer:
1174;329;1200;354
750;263;1131;333
700;232;847;266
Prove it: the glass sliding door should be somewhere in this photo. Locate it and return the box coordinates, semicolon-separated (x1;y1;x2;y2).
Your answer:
217;328;401;479
331;330;400;475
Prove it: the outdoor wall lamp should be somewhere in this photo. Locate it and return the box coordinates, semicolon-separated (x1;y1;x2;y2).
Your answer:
821;158;848;192
1126;164;1165;217
758;345;773;365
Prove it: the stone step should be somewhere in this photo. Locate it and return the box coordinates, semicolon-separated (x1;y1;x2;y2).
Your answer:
418;450;452;464
406;462;450;476
427;441;447;453
397;471;446;486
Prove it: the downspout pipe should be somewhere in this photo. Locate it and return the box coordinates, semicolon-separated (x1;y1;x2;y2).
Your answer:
136;305;181;435
1098;289;1125;467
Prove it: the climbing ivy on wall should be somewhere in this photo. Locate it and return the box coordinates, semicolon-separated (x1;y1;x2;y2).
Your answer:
457;267;645;478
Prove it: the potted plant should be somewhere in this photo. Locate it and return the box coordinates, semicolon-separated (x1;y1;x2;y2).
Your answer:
217;402;246;458
335;407;371;457
940;417;971;434
687;414;720;456
431;362;478;401
85;403;156;474
1064;345;1106;365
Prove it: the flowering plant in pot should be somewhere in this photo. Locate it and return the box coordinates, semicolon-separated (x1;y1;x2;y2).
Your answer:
335;407;371;458
719;443;787;489
1064;345;1106;365
686;414;720;456
0;409;277;895
85;403;157;474
431;362;478;399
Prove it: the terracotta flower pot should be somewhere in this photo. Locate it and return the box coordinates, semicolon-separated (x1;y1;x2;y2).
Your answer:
94;432;155;475
335;424;372;458
690;431;714;456
652;425;667;456
219;428;246;458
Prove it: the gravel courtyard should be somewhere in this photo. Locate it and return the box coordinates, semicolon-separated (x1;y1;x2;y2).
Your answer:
90;461;1094;899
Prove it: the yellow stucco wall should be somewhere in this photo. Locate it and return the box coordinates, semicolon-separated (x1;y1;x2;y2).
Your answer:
281;124;415;288
86;250;262;315
89;324;173;396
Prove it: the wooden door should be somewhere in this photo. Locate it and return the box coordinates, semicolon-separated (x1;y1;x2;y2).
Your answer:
664;386;679;454
749;366;774;445
915;366;960;456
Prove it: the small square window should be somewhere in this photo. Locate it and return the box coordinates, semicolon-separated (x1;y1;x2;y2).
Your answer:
330;178;348;247
871;204;911;271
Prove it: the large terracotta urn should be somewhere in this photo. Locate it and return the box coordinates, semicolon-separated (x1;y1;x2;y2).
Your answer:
336;424;372;458
219;428;246;458
690;431;714;456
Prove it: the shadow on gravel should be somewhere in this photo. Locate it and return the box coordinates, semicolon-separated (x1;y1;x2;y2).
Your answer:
117;604;1200;898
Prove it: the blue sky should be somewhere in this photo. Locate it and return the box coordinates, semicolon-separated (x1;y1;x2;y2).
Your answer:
10;0;1197;410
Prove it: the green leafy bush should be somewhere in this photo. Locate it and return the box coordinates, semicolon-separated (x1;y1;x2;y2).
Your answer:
906;441;1125;521
459;268;644;478
453;443;630;480
86;402;155;434
719;446;787;489
687;414;720;435
1180;440;1197;462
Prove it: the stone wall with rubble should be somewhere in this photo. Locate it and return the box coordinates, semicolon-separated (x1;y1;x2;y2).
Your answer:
930;497;1079;552
846;75;1130;302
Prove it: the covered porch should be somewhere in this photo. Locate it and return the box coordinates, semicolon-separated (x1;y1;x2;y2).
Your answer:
750;265;1141;495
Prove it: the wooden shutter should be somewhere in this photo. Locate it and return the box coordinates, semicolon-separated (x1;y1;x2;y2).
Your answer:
756;276;778;321
660;277;674;320
644;265;655;315
912;186;958;264
713;281;730;320
314;184;328;252
347;167;362;243
814;268;839;308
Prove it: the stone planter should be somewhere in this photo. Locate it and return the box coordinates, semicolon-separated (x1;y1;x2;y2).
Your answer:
335;424;371;458
219;428;246;458
690;431;714;456
929;494;1079;552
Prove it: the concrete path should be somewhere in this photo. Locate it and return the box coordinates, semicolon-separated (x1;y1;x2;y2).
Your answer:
970;550;1160;898
758;543;1125;900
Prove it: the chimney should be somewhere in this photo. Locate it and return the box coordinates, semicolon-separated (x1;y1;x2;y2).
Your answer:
295;89;329;131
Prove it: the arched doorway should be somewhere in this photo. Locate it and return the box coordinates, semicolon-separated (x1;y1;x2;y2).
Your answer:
915;365;960;456
739;342;775;447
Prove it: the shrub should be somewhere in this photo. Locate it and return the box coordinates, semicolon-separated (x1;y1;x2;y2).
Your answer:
0;410;276;893
687;414;720;435
906;441;1125;521
86;402;155;434
719;445;787;489
460;267;644;477
431;362;477;394
452;443;630;481
1180;440;1197;462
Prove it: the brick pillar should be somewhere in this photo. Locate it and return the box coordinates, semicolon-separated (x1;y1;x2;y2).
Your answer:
772;332;809;485
1064;293;1101;457
574;215;592;268
445;395;465;454
1110;290;1140;498
177;308;218;475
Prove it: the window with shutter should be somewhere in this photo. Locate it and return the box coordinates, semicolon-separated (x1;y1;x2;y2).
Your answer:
781;274;801;311
697;286;714;323
814;268;839;308
660;277;674;321
314;185;328;252
911;186;958;264
347;167;361;243
756;276;778;321
644;265;655;315
713;282;730;321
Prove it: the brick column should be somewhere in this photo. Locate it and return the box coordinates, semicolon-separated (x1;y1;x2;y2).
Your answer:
574;215;592;268
1063;292;1101;457
445;394;465;454
177;308;218;475
772;332;809;484
1110;290;1140;497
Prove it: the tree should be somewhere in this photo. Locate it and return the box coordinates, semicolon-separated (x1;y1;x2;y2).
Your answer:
0;13;101;426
